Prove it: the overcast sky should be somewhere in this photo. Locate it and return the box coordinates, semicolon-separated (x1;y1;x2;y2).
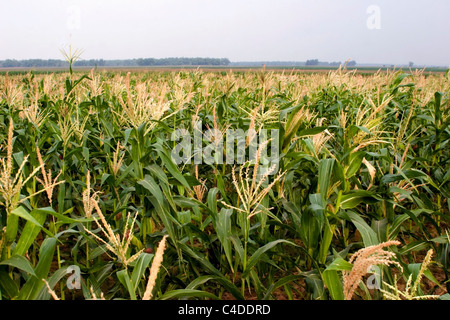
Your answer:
0;0;448;66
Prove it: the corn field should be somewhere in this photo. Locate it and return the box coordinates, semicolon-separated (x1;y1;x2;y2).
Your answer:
0;66;449;300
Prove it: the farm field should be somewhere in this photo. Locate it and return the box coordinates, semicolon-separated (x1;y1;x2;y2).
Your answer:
0;66;449;300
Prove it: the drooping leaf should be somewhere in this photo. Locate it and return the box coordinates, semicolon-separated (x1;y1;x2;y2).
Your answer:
17;237;57;300
0;255;36;276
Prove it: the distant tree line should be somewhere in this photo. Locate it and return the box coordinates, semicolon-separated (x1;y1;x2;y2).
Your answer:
230;61;306;67
0;59;68;68
135;57;230;66
0;57;231;68
230;60;357;67
305;59;356;67
0;58;374;69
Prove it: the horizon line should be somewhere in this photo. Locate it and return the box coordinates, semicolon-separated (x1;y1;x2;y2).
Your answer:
0;57;448;68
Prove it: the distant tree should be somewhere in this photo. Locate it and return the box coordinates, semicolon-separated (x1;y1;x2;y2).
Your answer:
2;59;18;67
220;58;230;65
305;59;319;66
136;58;156;66
409;61;414;68
347;60;357;67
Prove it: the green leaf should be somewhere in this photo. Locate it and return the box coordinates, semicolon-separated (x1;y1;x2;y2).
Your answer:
146;164;170;184
282;106;305;152
215;174;229;203
36;266;69;300
388;208;423;239
124;128;133;145
13;151;24;168
0;255;36;276
243;239;297;278
297;126;327;138
11;206;42;228
138;175;178;245
48;208;94;225
13;208;48;256
17;237;57;300
325;258;353;272
322;270;344;300
262;274;305;300
381;169;428;184
178;242;243;300
207;187;220;220
0;271;19;299
117;269;137;300
439;293;450;300
371;219;388;243
154;143;191;191
299;209;321;251
100;173;110;186
215;208;234;272
434;91;443;127
131;253;153;291
159;289;219;300
318;219;334;264
340;190;378;209
186;275;225;290
5;213;19;245
408;262;441;289
82;146;90;163
172;196;200;209
230;235;245;263
430;235;450;244
345;151;365;179
343;211;379;246
399;241;428;255
305;274;326;300
318;158;335;200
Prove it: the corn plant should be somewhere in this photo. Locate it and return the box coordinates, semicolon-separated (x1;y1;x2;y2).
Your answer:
0;66;448;300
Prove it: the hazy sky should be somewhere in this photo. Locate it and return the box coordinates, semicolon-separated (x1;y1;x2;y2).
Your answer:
0;0;449;65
